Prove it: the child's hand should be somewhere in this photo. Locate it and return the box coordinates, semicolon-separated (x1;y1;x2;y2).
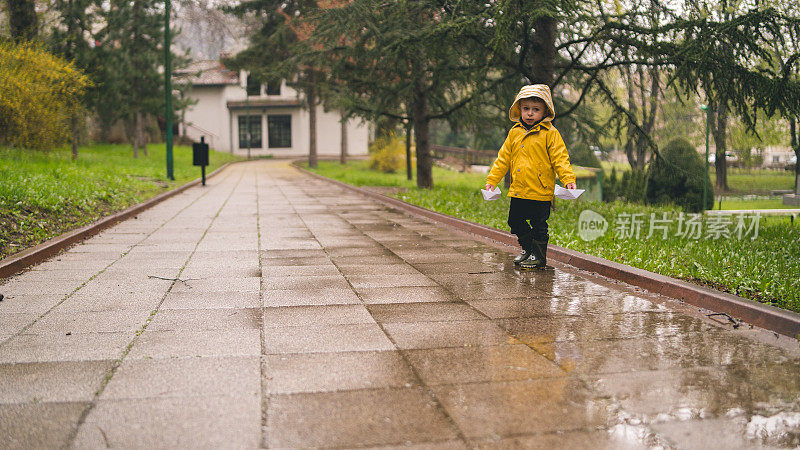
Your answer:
565;182;577;189
485;184;495;191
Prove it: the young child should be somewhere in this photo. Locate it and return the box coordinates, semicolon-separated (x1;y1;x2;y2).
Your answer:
484;84;577;270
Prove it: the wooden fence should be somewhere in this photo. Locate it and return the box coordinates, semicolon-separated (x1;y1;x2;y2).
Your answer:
431;145;497;167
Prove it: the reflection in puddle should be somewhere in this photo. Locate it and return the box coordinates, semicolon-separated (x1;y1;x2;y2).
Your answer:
746;412;800;447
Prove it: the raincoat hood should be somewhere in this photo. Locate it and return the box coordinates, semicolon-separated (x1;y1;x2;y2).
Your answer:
508;84;555;123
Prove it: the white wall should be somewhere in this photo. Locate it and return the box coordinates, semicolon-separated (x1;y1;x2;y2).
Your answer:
182;86;230;152
183;80;370;156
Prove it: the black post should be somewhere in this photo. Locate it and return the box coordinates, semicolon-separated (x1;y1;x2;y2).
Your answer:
201;165;206;186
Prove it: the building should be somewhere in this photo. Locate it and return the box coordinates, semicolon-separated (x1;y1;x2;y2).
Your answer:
176;60;369;157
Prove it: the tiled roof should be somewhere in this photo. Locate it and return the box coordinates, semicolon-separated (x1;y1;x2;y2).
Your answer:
175;60;239;86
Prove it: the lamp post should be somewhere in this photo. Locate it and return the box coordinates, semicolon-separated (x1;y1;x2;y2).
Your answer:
164;0;174;180
246;93;251;160
701;104;710;210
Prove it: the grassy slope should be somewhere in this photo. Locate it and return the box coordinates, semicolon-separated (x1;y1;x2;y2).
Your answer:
305;160;800;313
0;143;241;259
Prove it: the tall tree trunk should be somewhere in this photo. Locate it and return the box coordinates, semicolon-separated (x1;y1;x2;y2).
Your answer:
710;100;729;191
131;118;139;158
140;112;148;156
7;0;38;42
405;120;413;181
531;16;555;85
412;83;432;189
307;70;318;168
71;114;79;160
791;118;799;195
66;0;80;160
623;66;641;169
339;113;347;164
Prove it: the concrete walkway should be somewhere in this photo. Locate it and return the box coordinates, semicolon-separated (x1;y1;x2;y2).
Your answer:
1;160;799;449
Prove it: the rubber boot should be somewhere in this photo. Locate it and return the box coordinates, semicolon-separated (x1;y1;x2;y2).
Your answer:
536;240;552;269
519;240;548;270
513;233;533;266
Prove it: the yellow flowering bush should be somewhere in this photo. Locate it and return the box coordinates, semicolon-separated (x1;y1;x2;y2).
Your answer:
368;134;407;173
0;41;90;149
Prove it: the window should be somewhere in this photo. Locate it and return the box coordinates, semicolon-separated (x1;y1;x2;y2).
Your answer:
268;115;291;148
773;156;781;163
265;79;281;96
238;115;262;148
246;75;260;96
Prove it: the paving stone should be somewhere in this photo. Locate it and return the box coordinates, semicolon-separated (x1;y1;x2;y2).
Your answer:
126;329;260;359
147;308;260;331
160;291;260;309
261;275;350;290
403;345;564;385
0;294;62;314
498;312;722;345
530;333;792;375
0;402;88;449
330;255;406;266
357;286;459;304
258;264;341;277
431;378;613;439
263;323;394;354
169;276;260;293
0;360;112;403
262;287;361;307
24;309;150;334
367;302;486;323
262;304;375;327
0;313;36;341
383;320;519;350
466;294;672;319
347;274;439;289
588;367;790;422
263;350;416;394
101;356;260;400
74;395;260;448
266;388;457;448
0;332;133;363
336;263;421;276
59;289;162;312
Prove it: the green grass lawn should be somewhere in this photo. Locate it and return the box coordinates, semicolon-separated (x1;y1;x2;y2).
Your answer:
304;160;800;313
0;143;242;260
599;161;797;195
717;197;798;210
715;168;795;195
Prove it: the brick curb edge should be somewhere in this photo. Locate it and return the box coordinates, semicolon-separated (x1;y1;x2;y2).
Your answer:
297;164;800;339
0;162;235;280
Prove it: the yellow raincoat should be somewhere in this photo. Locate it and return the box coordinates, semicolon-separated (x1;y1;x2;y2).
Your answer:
486;84;576;201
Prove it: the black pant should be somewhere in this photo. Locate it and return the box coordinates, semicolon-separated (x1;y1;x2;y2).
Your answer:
508;198;551;245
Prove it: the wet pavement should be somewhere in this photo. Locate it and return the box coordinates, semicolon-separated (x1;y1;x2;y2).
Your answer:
1;160;799;448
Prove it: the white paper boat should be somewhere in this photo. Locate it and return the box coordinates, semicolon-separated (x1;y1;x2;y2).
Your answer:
554;185;585;200
481;186;502;201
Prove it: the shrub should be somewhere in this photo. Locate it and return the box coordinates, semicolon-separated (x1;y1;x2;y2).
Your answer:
603;167;646;203
569;141;601;168
646;138;714;212
0;41;90;149
368;134;407;173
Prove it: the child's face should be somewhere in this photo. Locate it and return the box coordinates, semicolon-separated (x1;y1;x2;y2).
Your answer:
519;98;547;125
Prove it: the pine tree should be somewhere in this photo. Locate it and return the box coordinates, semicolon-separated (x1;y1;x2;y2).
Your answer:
50;0;97;159
97;0;165;157
306;0;496;188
